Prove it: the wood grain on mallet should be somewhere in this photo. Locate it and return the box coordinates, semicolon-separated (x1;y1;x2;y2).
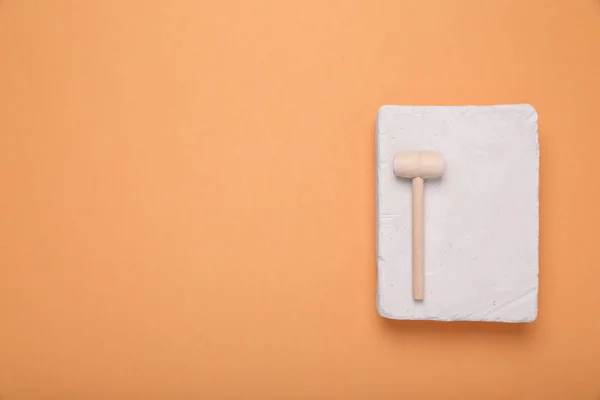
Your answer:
412;176;424;299
393;151;445;300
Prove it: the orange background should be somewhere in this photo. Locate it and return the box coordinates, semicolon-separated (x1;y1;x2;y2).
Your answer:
1;1;600;398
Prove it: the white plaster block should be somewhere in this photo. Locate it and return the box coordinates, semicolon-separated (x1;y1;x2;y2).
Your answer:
376;104;539;323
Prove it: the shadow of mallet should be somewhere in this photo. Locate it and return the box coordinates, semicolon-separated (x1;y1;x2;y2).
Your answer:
393;150;446;300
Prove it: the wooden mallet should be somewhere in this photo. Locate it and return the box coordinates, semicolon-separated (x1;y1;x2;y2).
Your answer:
393;150;446;300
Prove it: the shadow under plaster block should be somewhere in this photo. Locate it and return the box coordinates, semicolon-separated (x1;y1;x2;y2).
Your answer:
376;104;539;323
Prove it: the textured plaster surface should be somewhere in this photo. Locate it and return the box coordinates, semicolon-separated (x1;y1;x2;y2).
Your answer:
376;104;539;322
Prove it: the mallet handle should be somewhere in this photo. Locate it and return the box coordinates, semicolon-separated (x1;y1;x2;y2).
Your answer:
412;177;424;300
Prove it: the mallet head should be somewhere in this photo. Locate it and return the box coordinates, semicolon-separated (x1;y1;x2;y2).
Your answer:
393;150;445;180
